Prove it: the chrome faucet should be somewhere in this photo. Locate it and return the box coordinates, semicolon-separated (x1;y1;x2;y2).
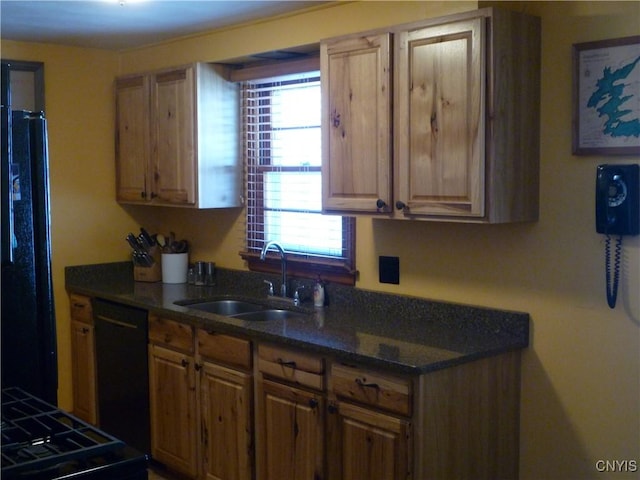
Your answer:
260;240;287;298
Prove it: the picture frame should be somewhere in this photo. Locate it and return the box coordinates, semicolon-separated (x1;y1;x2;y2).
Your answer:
572;35;640;156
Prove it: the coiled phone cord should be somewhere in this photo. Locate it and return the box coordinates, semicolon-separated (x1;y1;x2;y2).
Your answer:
605;234;623;309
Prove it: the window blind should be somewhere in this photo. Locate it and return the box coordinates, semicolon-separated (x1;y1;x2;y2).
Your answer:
241;72;355;277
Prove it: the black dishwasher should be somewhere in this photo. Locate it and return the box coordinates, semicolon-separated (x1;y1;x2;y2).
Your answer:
94;299;150;456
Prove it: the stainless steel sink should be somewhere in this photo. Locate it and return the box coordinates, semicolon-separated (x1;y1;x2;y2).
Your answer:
177;297;310;322
181;299;266;316
232;309;309;322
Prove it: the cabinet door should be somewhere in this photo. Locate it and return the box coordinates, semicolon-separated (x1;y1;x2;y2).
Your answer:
200;361;253;480
327;401;411;480
115;75;150;202
256;379;324;480
151;66;196;205
395;17;485;218
148;344;198;478
321;33;392;213
70;319;97;425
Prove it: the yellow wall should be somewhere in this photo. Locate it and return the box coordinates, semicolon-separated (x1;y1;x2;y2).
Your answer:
2;1;639;478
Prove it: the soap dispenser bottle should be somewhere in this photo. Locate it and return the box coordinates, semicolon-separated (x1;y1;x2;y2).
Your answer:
313;277;325;307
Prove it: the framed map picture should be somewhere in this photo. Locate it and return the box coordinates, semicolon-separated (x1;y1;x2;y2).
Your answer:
572;36;640;155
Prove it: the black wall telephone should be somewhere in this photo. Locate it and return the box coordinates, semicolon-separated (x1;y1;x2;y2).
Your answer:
595;164;639;308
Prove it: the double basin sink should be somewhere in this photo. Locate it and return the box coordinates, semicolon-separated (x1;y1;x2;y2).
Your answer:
176;298;309;322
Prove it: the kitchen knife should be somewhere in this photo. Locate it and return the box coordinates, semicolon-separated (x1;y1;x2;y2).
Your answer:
138;233;152;252
126;233;142;252
140;227;155;246
127;233;154;267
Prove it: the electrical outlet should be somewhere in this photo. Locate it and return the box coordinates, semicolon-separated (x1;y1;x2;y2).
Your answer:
379;256;399;284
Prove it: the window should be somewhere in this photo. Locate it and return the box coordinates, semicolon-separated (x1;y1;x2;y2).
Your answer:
239;68;356;285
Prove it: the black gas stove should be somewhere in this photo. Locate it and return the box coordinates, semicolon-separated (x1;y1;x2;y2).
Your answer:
1;387;148;479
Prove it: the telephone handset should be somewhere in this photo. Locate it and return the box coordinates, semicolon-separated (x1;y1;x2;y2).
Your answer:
595;164;639;308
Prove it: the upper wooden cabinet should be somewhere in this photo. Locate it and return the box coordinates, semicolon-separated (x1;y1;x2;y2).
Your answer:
115;63;242;208
396;16;485;219
321;33;392;213
321;8;541;223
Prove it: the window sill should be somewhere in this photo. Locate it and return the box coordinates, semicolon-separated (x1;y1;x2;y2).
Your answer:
239;251;356;286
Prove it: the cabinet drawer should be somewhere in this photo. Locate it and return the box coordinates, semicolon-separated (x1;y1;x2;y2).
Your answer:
331;364;412;416
70;294;93;323
149;315;194;353
197;329;251;370
258;344;324;391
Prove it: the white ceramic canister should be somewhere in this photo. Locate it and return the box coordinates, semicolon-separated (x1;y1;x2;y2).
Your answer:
161;253;189;284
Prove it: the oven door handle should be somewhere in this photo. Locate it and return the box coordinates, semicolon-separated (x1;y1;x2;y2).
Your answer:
1;104;13;266
95;315;139;329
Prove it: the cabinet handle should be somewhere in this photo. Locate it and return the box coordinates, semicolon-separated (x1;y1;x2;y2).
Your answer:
276;358;297;369
181;359;189;368
308;398;318;409
194;363;202;371
355;377;380;390
72;303;86;309
331;109;341;128
141;191;146;199
376;199;387;211
395;200;407;211
201;420;208;447
327;404;338;414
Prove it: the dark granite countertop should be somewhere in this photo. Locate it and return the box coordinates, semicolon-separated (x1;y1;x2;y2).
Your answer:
65;262;529;375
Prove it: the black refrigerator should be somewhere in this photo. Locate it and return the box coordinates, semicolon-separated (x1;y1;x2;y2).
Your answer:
1;80;58;404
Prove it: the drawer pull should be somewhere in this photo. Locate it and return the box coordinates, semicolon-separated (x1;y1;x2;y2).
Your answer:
276;358;297;369
73;303;86;309
355;377;380;390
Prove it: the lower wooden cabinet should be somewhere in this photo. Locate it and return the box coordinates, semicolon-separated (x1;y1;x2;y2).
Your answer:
145;316;521;480
69;294;97;425
148;315;254;480
328;363;412;480
148;343;199;478
148;315;199;477
256;379;325;480
199;356;253;480
326;401;410;480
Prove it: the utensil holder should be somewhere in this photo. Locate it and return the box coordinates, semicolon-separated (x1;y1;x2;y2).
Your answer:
133;246;162;282
161;252;189;284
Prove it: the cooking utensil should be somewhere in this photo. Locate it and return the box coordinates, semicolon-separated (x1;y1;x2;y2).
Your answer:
156;231;189;253
172;239;189;253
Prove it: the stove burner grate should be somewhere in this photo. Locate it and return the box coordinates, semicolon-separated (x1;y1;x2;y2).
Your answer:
1;387;125;477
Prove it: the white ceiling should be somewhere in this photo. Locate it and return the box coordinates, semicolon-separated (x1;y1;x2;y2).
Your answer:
0;0;329;51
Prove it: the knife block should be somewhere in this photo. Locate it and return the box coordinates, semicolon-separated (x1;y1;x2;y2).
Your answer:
133;246;162;282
